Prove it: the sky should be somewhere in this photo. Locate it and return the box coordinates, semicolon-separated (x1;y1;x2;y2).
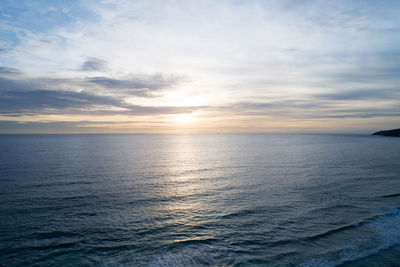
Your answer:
0;0;400;134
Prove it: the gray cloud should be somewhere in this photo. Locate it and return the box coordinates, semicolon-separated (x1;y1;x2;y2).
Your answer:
0;67;22;75
226;99;400;120
0;69;201;117
88;74;181;90
0;87;202;116
80;57;107;71
314;89;400;101
0;90;122;115
0;74;170;97
230;100;325;110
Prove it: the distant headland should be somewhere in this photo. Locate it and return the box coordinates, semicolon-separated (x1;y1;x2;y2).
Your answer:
372;128;400;137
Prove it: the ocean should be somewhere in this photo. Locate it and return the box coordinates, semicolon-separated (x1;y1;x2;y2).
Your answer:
0;134;399;266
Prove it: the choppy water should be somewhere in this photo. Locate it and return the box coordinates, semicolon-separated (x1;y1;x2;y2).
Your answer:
1;134;400;266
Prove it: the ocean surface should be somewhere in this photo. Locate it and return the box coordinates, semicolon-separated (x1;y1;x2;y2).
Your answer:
1;134;400;266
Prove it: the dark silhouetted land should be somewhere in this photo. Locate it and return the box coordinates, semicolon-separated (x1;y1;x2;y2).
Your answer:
373;128;400;137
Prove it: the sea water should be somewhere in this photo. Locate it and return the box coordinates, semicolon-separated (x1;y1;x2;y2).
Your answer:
0;134;400;266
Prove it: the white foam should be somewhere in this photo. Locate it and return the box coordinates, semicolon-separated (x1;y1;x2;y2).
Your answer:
299;208;400;267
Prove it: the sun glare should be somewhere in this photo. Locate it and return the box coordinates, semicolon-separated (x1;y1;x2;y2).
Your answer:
172;113;196;123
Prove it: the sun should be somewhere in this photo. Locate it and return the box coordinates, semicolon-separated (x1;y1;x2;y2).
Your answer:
172;113;196;123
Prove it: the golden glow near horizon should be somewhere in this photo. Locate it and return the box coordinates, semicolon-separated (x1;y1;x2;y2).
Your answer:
172;113;197;124
1;1;400;133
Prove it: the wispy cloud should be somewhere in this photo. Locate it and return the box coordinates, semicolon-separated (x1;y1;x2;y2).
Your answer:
0;66;21;75
88;74;181;92
314;89;400;101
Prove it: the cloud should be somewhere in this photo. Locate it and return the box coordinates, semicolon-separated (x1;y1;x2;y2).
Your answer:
0;86;202;116
0;68;201;117
88;74;180;89
80;57;107;71
0;89;121;115
0;66;22;75
0;71;180;98
0;64;184;96
314;89;400;101
225;100;400;119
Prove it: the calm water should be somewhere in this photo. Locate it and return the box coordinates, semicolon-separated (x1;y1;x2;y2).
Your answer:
1;134;400;266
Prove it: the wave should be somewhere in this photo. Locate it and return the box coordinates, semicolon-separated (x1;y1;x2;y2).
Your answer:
125;192;212;206
220;208;260;219
299;208;400;267
381;193;400;198
103;246;215;267
167;237;217;248
26;240;80;251
32;230;80;240
62;195;99;201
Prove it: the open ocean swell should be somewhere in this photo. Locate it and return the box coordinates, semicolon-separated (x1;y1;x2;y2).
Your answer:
0;134;400;266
